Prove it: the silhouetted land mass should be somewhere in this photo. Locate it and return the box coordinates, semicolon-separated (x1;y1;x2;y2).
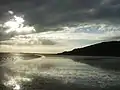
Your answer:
58;41;120;57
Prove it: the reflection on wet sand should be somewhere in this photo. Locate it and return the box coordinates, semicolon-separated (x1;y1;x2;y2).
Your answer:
68;56;120;71
0;64;13;90
0;53;42;90
0;53;120;90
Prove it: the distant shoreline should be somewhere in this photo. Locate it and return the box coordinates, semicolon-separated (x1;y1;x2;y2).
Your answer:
58;41;120;57
0;52;120;59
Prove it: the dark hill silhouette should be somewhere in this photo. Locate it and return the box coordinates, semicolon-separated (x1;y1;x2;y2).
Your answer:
58;41;120;57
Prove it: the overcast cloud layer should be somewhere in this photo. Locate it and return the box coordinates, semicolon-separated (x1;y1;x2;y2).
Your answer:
1;0;120;26
0;0;120;53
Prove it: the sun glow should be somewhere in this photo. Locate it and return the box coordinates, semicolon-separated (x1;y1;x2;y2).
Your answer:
3;11;36;34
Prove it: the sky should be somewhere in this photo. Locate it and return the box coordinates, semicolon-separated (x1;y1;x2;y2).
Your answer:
0;0;120;53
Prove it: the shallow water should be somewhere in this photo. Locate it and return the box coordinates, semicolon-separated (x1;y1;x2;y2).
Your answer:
0;53;120;90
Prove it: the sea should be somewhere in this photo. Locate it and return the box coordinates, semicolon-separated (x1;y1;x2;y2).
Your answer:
0;53;120;90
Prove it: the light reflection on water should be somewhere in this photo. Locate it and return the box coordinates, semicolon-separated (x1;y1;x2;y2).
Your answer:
0;53;120;90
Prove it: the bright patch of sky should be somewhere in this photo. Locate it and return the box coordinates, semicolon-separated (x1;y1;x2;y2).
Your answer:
2;11;35;34
1;11;120;53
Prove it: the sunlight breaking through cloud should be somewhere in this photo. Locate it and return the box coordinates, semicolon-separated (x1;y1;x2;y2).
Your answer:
1;17;120;53
2;11;36;35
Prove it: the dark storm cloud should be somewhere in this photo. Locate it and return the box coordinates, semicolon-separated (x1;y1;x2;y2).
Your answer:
22;0;102;26
20;0;120;26
94;1;120;18
0;0;101;25
0;0;120;29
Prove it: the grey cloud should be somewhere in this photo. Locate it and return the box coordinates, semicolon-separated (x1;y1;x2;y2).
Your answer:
1;0;120;41
105;36;120;41
21;0;120;26
0;0;102;25
41;39;56;45
1;0;120;26
0;38;56;45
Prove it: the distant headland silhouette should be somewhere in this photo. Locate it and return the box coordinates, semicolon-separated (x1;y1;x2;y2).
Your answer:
58;41;120;57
